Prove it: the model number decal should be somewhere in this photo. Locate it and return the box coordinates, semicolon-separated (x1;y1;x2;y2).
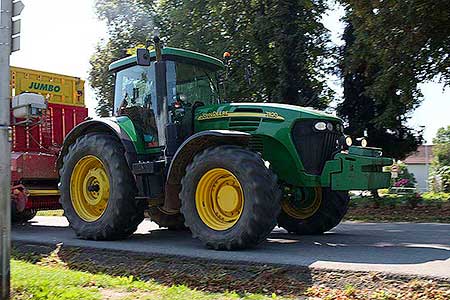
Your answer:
197;111;284;121
197;111;229;120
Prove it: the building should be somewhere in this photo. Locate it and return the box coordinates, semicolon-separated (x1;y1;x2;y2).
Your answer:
403;145;434;192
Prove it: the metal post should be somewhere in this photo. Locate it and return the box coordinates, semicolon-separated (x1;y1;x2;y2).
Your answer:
0;0;12;299
424;144;429;192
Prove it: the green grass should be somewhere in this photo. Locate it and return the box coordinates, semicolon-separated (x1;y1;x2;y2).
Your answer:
11;259;282;300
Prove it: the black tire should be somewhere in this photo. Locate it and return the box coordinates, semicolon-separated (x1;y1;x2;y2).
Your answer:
180;145;281;250
148;207;187;230
59;134;146;240
278;187;350;235
11;201;36;223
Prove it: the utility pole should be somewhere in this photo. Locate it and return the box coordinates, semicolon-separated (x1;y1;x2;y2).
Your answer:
0;0;12;297
1;1;23;298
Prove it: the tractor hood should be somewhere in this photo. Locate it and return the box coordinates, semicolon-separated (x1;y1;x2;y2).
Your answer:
195;102;341;123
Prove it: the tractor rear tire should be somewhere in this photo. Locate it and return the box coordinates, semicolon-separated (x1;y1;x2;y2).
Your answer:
148;207;187;231
277;187;350;235
59;134;146;240
180;145;281;250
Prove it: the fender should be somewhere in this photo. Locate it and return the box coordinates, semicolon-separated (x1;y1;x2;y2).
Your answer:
56;118;138;171
164;130;251;211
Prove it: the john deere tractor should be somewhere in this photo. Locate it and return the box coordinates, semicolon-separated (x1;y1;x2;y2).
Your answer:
58;40;392;250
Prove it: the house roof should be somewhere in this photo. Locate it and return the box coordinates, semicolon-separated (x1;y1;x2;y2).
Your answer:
403;145;434;165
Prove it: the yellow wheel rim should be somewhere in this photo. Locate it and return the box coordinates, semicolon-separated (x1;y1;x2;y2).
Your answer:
195;168;244;231
70;155;110;222
281;187;322;219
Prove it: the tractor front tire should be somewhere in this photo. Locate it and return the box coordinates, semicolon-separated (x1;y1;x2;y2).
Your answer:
277;187;350;235
180;145;281;250
59;134;146;240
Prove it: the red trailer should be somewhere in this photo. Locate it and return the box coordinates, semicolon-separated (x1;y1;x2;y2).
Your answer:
9;67;88;221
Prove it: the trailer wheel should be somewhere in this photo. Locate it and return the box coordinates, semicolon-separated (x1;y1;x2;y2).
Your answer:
59;134;146;240
11;202;36;223
277;187;350;235
180;145;281;250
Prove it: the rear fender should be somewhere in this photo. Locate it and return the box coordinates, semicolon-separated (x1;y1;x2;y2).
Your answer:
56;118;138;171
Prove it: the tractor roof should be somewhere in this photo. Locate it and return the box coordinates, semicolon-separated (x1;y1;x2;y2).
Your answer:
109;47;225;72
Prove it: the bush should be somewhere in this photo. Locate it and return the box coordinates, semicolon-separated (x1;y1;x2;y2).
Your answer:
429;166;450;192
350;192;422;208
422;191;450;203
388;163;417;188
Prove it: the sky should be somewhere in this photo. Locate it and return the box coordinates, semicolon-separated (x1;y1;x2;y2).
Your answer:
10;0;108;116
10;0;449;143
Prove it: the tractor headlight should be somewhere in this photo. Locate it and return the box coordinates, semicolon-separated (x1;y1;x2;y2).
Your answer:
345;136;353;147
327;123;334;131
360;138;368;147
314;122;327;131
338;135;353;150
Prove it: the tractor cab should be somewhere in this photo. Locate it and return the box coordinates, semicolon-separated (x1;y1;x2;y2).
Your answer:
110;47;224;152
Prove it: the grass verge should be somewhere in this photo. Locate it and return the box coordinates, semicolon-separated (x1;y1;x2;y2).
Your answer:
11;242;450;300
11;259;279;300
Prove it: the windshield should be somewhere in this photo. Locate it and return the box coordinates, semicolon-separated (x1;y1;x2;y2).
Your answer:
113;65;156;114
114;64;166;146
166;61;220;107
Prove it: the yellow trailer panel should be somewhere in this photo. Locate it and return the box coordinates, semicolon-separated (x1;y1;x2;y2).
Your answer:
10;66;85;107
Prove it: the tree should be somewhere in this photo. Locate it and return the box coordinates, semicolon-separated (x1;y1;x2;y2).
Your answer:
433;126;450;167
427;126;450;193
337;0;450;159
338;23;423;160
89;0;157;116
90;0;333;113
340;1;450;98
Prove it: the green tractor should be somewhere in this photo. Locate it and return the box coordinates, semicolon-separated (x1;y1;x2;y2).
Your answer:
58;40;392;250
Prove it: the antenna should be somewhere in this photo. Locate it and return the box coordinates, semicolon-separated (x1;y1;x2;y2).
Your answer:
153;28;162;62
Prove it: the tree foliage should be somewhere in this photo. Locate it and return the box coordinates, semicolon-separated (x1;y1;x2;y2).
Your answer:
340;1;450;97
338;0;450;159
433;126;450;167
338;23;423;160
89;0;157;116
158;0;334;107
90;0;333;114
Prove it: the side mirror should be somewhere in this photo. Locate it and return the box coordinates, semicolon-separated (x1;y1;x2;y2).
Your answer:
137;48;151;66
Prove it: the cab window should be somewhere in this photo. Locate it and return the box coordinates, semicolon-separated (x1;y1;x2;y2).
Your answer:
166;61;220;107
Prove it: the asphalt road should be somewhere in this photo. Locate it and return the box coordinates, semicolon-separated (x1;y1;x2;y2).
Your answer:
12;216;450;279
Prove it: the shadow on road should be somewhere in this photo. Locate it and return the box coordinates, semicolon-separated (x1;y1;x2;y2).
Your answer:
12;219;450;267
264;227;450;265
